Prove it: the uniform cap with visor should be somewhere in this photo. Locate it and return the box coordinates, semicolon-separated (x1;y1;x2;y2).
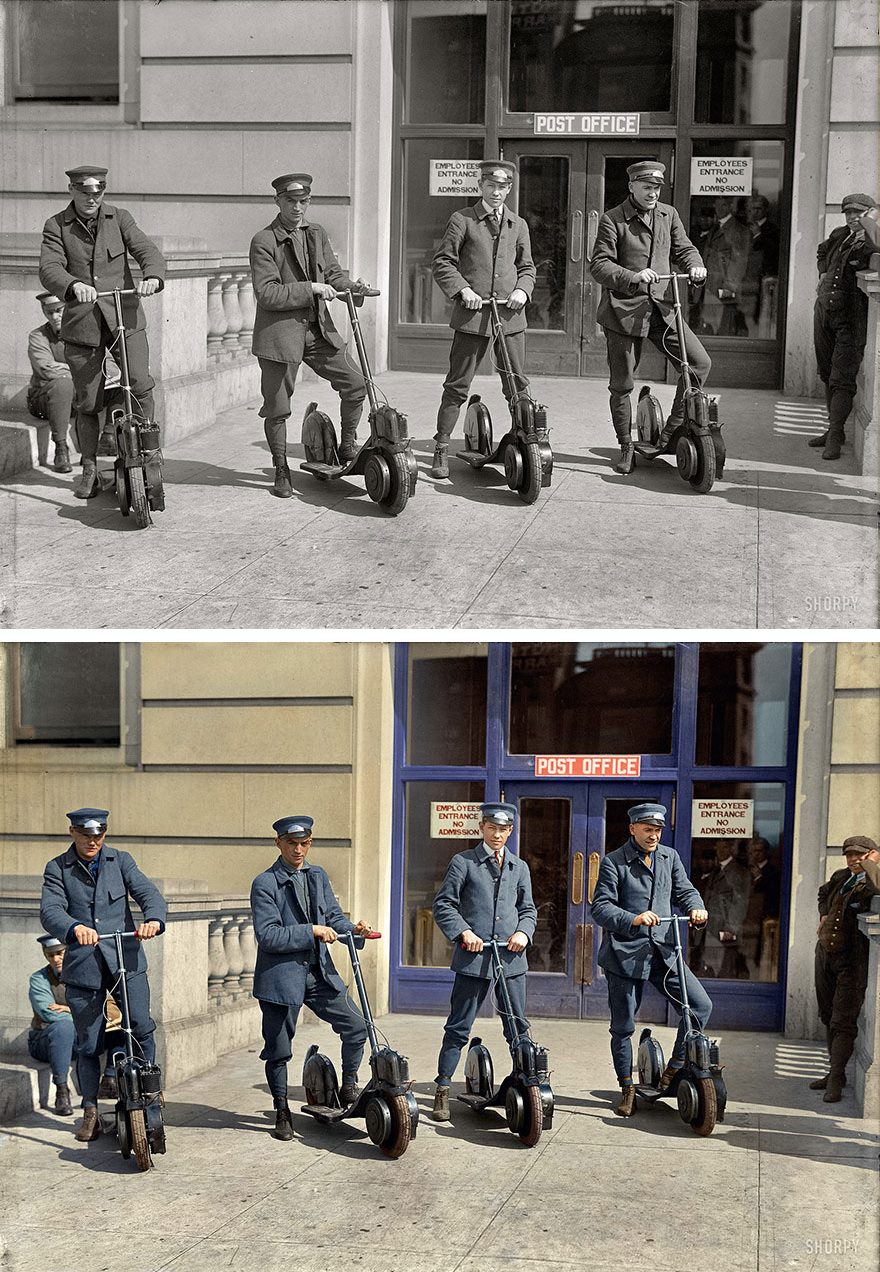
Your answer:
67;807;109;832
273;815;314;839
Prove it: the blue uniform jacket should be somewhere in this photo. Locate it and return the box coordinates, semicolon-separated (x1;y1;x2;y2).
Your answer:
39;844;167;988
251;858;357;1006
433;845;538;979
590;838;704;980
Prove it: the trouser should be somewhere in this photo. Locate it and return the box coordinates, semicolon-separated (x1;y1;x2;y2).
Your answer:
257;326;366;432
259;970;368;1106
27;1015;78;1084
813;301;867;439
435;970;529;1085
435;328;528;441
604;304;711;442
605;954;714;1085
65;320;156;463
27;378;74;444
65;969;156;1105
814;941;869;1077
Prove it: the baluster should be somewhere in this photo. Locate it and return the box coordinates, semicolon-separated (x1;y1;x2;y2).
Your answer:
207;274;228;359
221;274;244;353
208;916;229;1005
222;915;244;998
237;274;255;352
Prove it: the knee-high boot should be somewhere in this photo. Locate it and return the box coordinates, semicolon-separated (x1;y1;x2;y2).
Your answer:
264;416;292;498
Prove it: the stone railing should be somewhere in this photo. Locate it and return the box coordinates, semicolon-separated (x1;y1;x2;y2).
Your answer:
854;271;879;486
208;906;257;1005
855;896;880;1122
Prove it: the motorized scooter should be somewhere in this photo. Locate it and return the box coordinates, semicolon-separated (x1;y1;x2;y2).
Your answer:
300;289;418;516
633;273;726;493
300;930;419;1158
457;939;554;1146
634;914;727;1136
95;289;165;528
455;296;552;505
96;931;166;1170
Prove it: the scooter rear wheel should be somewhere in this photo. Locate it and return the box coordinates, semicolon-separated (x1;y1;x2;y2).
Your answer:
517;441;542;506
689;433;717;494
129;1108;153;1170
518;1083;543;1147
128;465;152;529
380;1092;413;1159
690;1076;717;1137
379;452;411;517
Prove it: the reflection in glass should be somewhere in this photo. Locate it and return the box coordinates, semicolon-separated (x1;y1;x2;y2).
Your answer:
401;139;485;324
696;643;792;767
688;142;784;341
519;157;569;331
15;0;118;102
17;643;120;743
695;0;793;125
510;643;676;755
406;1;486;124
517;798;570;973
689;781;785;984
509;0;674;114
407;643;488;766
403;781;485;966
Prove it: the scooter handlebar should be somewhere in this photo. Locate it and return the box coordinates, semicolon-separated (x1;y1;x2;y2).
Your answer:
95;289;139;297
334;287;381;298
654;914;708;928
96;931;141;938
334;929;381;939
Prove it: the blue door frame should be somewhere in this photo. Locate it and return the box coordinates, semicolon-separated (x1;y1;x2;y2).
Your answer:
389;642;801;1031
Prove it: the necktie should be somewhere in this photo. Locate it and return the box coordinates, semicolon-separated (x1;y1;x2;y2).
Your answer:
495;849;503;869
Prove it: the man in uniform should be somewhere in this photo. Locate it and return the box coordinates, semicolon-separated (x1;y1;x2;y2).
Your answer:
430;159;536;479
809;193;878;461
589;160;709;475
249;173;372;498
811;835;880;1102
430;802;537;1123
26;293;74;473
39;808;166;1143
27;935;77;1116
250;815;373;1141
590;802;711;1117
701;195;750;336
38;166;165;499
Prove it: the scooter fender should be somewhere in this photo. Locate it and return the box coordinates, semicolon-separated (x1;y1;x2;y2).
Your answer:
635;386;663;445
302;403;339;465
537;1079;555;1129
637;1028;665;1088
302;1043;341;1107
463;1036;494;1100
113;408;144;471
463;395;493;457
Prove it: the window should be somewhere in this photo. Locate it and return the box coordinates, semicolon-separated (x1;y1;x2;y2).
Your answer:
406;642;488;766
15;643;120;744
696;642;792;766
12;0;119;103
405;0;486;124
509;642;676;755
695;0;793;126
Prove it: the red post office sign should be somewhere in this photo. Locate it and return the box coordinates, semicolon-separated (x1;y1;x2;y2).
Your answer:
534;755;642;778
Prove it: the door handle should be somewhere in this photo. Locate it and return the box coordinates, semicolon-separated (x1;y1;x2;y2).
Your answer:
570;209;583;263
586;209;599;260
572;851;584;905
575;923;593;985
588;852;600;903
670;792;676;829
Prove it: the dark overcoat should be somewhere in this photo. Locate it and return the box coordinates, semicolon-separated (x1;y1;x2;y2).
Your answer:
432;202;536;338
39;203;166;347
250;858;357;1006
589;197;703;336
590;838;704;980
433;845;538;979
249;217;354;363
39;844;167;988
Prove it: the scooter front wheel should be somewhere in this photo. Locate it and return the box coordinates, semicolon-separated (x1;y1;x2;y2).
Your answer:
379;452;411;517
689;433;717;494
379;1093;413;1159
129;1108;153;1170
518;1083;543;1147
115;1102;131;1158
689;1076;717;1137
517;441;542;506
128;465;152;529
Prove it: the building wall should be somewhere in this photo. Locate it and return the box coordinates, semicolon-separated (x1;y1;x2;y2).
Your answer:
0;640;396;1008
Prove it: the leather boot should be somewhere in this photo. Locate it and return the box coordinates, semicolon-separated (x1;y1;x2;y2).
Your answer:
73;460;100;499
808;430;828;448
272;458;293;498
640;416;680;459
809;1073;846;1090
657;1061;682;1092
431;1085;451;1122
75;1107;101;1141
272;1105;294;1140
615;1083;636;1117
54;1083;73;1116
97;1072;118;1100
430;442;450;479
614;442;635;475
823;1074;845;1102
822;430;843;461
339;1081;359;1106
53;442;72;474
339;426;359;463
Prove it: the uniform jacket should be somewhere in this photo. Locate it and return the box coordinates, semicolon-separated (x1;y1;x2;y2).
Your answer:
816;867;878;958
250;858;357;1006
703;214;751;300
28;965;68;1030
249;217;354;363
27;324;70;389
39;203;166;348
432;202;536;338
589;197;703;336
432;844;538;979
704;858;750;939
39;844;167;989
590;838;704;980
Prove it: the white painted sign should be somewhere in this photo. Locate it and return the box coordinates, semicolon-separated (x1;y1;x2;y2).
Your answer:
430;160;481;197
430;802;483;838
692;799;754;838
535;754;642;778
534;112;640;135
691;157;754;197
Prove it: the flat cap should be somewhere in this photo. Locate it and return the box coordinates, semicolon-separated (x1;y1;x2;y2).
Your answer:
628;802;666;826
627;160;666;184
842;835;878;854
480;802;517;825
273;815;314;839
66;807;109;830
272;172;312;195
841;193;877;212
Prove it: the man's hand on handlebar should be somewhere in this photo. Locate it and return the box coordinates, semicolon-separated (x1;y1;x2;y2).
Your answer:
73;924;100;945
312;283;338;301
458;286;483;310
635;269;660;285
71;282;98;304
690;908;708;926
312;924;338;943
349;278;379;296
506;289;528;312
689;266;707;284
136;278;161;297
507;930;528;952
460;928;484;952
136;920;161;940
633;910;661;927
353;920;374;936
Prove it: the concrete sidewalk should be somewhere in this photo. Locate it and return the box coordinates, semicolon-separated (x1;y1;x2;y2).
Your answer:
1;1012;877;1272
1;372;877;629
